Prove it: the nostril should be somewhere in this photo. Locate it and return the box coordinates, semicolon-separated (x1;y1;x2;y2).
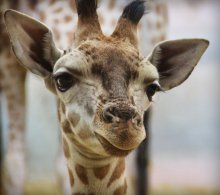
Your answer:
121;110;135;121
103;107;114;123
132;113;142;127
103;105;139;123
117;107;136;121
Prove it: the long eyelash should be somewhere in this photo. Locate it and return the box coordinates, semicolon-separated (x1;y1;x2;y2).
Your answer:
53;72;62;79
53;72;72;80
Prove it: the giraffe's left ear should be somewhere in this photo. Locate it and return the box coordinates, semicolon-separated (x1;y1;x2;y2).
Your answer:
148;39;209;90
4;9;62;77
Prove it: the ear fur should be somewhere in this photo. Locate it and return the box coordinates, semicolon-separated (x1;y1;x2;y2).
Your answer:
4;9;62;77
148;39;209;90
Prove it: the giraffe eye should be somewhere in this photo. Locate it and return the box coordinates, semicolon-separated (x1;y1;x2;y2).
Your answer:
146;83;160;101
55;73;74;92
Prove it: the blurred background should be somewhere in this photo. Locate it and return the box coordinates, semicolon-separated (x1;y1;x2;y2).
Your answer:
1;0;220;194
150;1;220;194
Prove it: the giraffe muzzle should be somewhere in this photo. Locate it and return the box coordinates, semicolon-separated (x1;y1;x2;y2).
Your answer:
94;102;146;154
102;103;141;127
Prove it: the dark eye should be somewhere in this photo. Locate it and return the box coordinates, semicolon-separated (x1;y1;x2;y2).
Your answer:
146;83;160;101
55;73;74;92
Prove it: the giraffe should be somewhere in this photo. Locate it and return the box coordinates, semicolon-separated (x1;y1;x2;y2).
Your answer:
0;0;168;194
3;0;209;194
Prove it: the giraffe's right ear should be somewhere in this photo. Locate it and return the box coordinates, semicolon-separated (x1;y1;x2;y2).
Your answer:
4;9;62;77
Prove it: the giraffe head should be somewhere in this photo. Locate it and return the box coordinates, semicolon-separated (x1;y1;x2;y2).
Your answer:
4;0;208;158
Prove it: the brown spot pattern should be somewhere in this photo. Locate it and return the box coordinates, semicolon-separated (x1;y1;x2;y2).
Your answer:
113;186;125;195
63;138;70;158
75;164;88;185
60;101;66;113
78;127;91;140
62;120;72;134
68;168;74;187
70;112;80;127
113;179;127;195
93;164;110;180
107;159;125;187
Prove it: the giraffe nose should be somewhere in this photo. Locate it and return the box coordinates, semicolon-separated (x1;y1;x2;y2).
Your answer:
103;104;141;126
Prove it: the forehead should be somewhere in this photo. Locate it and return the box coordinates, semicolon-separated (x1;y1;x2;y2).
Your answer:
54;39;159;82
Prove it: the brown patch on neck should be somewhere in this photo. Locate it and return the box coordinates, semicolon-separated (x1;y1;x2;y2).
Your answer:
69;112;80;127
107;158;125;187
75;164;89;185
62;120;72;134
78;126;91;140
58;101;77;133
68;168;74;187
93;164;110;180
113;179;127;195
63;138;70;158
60;101;66;113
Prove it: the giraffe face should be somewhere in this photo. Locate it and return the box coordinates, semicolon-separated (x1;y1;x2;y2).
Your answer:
4;2;209;158
54;39;159;156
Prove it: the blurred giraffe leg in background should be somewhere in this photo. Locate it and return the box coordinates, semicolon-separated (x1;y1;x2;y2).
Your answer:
1;51;27;195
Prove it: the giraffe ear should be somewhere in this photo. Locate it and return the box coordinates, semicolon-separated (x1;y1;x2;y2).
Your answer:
148;39;209;90
4;9;62;77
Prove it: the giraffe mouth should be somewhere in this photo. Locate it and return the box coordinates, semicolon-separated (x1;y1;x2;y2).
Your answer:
94;121;146;154
95;133;133;157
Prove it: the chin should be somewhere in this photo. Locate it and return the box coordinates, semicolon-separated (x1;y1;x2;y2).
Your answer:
96;133;136;157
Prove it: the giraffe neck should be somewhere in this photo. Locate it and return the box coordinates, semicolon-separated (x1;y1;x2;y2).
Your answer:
63;137;127;195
